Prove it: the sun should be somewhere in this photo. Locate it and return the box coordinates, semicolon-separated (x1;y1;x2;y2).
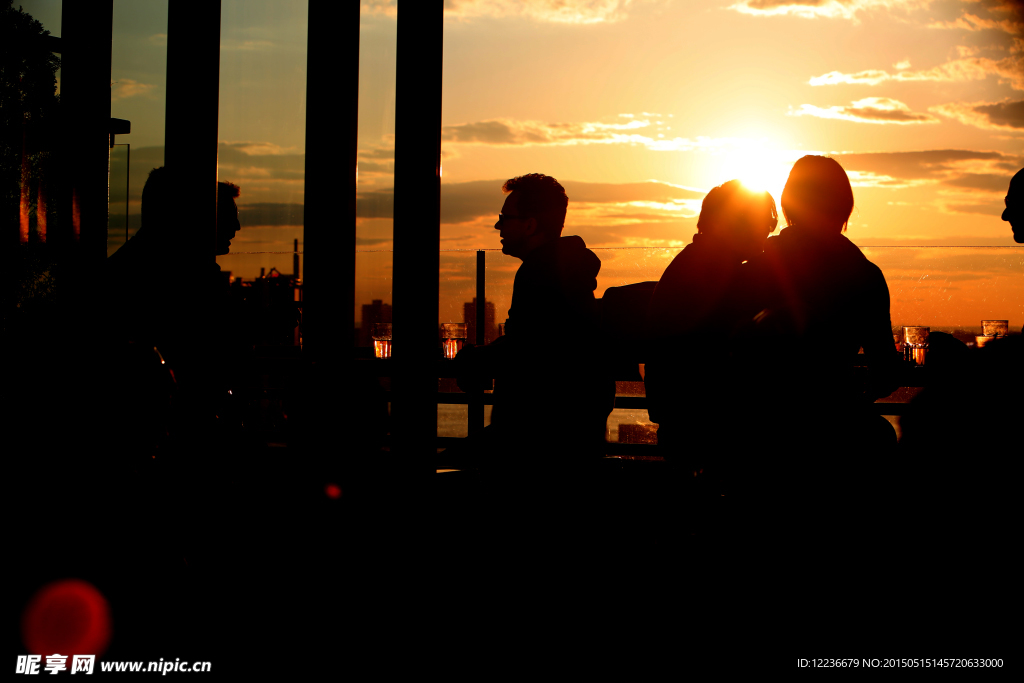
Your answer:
714;140;796;208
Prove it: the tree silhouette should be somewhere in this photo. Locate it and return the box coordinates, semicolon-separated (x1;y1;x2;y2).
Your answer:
3;0;62;325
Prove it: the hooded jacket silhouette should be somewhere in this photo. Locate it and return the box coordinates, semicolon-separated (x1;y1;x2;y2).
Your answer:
491;235;613;447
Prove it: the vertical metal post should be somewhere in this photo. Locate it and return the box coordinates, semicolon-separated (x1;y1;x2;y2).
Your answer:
125;144;130;244
59;1;112;260
165;0;220;270
391;2;444;476
469;250;485;434
304;0;358;359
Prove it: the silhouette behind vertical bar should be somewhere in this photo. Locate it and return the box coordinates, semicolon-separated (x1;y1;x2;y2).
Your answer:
392;2;443;473
304;0;358;359
469;250;485;434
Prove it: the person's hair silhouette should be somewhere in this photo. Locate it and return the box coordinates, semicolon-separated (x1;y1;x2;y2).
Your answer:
495;173;569;258
781;155;854;233
695;179;778;259
140;167;241;254
645;179;777;484
1003;167;1023;244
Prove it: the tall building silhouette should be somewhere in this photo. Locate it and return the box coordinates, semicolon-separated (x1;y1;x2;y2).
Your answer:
463;297;497;345
359;299;393;347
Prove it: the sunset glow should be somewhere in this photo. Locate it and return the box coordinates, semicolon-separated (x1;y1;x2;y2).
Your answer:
88;0;1022;328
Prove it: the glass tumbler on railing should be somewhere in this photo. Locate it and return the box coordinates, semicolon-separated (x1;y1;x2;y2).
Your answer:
902;326;929;365
981;320;1009;337
371;323;392;359
441;323;467;360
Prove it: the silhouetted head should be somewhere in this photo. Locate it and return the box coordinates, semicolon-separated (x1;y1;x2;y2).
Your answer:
141;167;171;230
217;181;241;255
1002;168;1023;244
781;156;854;234
696;179;778;261
495;173;568;259
140;167;241;254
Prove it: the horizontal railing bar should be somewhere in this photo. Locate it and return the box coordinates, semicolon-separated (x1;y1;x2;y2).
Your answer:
432;392;913;414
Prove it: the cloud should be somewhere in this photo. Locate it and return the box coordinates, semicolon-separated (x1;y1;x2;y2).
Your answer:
357;179;705;226
443;117;658;145
442;116;771;153
728;0;926;21
221;39;276;52
940;200;1008;214
111;79;156;100
809;56;1024;89
790;97;940;124
834;149;1022;189
356;188;394;220
238;203;304;226
218;141;305;182
363;0;640;24
942;172;1018;191
444;0;637;24
927;7;1023;34
930;98;1024;130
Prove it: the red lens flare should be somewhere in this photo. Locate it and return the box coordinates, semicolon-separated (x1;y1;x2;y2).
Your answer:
22;580;112;657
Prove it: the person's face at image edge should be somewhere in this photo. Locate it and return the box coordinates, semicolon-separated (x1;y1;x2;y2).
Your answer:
216;197;240;255
1002;181;1023;244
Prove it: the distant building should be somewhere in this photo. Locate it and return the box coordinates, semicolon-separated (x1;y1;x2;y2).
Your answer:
359;299;393;347
463;297;497;345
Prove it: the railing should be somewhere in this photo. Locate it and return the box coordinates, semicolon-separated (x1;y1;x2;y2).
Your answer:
356;356;931;455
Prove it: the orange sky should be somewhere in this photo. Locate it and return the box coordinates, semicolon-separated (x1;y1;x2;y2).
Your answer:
66;0;1021;328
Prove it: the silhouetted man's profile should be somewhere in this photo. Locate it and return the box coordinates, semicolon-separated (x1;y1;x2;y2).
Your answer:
105;168;245;451
453;173;613;468
645;180;777;482
1003;167;1023;245
107;167;241;363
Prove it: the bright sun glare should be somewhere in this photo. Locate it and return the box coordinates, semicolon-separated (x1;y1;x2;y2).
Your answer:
715;142;796;213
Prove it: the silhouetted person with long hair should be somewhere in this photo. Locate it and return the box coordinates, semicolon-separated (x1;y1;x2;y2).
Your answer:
645;180;777;488
453;173;614;469
746;155;899;412
737;156;901;531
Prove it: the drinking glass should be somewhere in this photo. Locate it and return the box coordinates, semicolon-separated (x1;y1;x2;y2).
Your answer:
975;335;995;348
902;326;929;365
441;323;467;359
981;320;1009;337
371;322;392;359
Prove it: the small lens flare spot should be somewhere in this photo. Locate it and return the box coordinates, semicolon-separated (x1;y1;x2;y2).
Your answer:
325;483;342;499
22;580;112;657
